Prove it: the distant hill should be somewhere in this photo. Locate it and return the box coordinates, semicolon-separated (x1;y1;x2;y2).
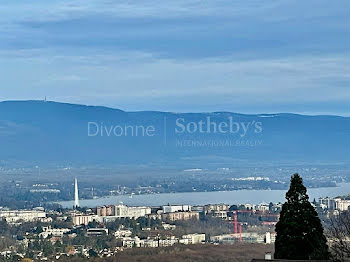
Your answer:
0;100;349;167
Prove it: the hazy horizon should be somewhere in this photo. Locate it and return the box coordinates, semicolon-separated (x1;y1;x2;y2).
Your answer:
1;1;350;115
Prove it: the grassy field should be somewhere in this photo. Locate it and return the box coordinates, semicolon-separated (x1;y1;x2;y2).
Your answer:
56;243;274;262
113;243;274;262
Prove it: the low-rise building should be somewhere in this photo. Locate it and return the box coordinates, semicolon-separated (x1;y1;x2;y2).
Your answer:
162;205;191;214
122;236;179;248
212;210;228;219
256;203;270;212
162;223;176;230
39;226;71;239
159;236;178;247
203;204;229;214
96;205;151;219
334;198;350;211
180;233;205;244
319;197;336;210
142;239;159;248
0;209;47;223
118;205;151;218
265;232;276;244
72;214;97;226
122;236;141;248
162;211;200;221
114;229;132;238
97;205;115;216
87;228;108;236
211;232;266;244
244;204;256;210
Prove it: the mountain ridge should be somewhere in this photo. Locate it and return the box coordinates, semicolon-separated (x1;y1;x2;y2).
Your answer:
1;100;350;167
1;100;348;118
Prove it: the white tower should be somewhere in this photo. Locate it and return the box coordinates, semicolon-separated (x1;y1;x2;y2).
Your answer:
74;178;80;208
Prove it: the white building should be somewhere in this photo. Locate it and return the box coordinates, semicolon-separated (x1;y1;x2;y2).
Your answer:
123;236;139;248
211;232;265;244
114;229;133;238
319;197;336;210
256;203;270;212
0;209;46;223
180;234;206;245
162;205;191;213
159;236;178;247
204;204;229;213
243;204;256;210
265;232;276;244
212;210;228;219
162;223;176;230
39;226;71;238
96;205;151;219
114;205;151;219
334;198;350;211
122;236;179;248
141;239;159;248
72;214;98;226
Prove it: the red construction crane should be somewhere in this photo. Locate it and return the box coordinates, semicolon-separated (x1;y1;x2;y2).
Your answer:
232;211;242;242
239;222;242;242
233;211;238;234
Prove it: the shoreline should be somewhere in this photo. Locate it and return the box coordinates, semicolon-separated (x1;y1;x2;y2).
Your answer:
56;182;349;208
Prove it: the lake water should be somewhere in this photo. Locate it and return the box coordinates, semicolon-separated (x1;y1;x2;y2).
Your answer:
58;183;350;208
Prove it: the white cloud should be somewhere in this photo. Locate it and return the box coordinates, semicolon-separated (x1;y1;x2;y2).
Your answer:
0;0;277;23
1;49;350;106
1;0;350;114
1;0;348;24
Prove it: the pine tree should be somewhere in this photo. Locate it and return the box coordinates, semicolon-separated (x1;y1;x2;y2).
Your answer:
275;174;330;260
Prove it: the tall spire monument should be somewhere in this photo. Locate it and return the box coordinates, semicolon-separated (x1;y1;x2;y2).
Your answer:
74;178;80;208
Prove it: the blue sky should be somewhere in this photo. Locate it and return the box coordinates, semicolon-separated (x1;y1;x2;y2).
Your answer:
1;0;350;115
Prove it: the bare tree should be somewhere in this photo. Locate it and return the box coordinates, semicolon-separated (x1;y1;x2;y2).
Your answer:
328;211;350;261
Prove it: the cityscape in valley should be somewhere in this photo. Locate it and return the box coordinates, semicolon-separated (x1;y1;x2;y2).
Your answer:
0;176;350;261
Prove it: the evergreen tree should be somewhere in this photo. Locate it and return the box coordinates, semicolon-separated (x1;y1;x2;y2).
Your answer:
275;174;330;260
